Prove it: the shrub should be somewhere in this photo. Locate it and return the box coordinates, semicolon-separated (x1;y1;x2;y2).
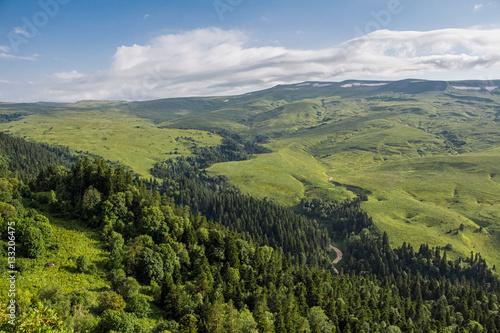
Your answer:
94;310;139;333
37;284;70;316
97;291;126;313
0;202;17;222
139;248;164;284
37;223;53;247
125;294;150;318
76;255;90;273
179;314;198;333
117;277;140;300
68;290;96;310
68;312;97;333
308;306;335;333
154;320;179;333
23;227;45;259
82;186;101;209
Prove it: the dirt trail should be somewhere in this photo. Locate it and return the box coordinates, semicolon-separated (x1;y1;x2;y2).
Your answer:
323;171;334;183
329;245;343;264
329;244;343;275
323;171;344;273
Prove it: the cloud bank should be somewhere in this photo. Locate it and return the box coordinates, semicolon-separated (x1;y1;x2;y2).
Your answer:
4;27;500;102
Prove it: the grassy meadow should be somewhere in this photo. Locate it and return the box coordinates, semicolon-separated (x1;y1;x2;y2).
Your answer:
0;107;221;177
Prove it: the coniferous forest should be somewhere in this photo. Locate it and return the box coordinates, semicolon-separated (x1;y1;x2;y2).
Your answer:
0;133;499;332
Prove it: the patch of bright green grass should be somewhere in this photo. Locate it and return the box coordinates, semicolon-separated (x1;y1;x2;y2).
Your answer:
208;144;353;206
0;214;109;304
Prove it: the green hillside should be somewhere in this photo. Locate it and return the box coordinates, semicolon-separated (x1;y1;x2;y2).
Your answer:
2;79;500;267
0;104;222;177
160;79;500;267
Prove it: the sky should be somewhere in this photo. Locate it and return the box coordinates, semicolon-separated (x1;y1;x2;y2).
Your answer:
0;0;499;102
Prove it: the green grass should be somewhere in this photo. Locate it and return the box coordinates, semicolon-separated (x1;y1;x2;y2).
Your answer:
0;213;109;304
323;153;500;263
0;109;221;177
208;145;353;206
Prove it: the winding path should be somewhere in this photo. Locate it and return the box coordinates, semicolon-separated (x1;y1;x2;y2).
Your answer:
323;171;334;184
329;244;343;275
323;171;344;274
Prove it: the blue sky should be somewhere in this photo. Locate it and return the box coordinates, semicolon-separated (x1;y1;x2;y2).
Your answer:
0;0;499;102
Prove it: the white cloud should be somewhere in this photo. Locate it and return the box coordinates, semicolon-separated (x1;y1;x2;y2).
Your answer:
0;52;38;61
51;70;87;80
0;42;38;61
474;2;493;11
13;26;30;37
144;13;150;19
6;27;500;102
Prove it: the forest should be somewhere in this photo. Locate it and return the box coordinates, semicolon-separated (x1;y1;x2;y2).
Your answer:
0;133;499;332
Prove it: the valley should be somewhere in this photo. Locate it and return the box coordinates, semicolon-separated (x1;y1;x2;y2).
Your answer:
4;1;500;330
1;79;500;268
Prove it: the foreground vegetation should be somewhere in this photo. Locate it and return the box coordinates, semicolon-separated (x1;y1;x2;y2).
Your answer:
0;133;498;332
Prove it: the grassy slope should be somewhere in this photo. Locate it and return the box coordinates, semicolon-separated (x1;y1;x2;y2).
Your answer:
329;153;500;265
0;213;109;304
0;106;221;177
209;145;355;205
0;210;162;330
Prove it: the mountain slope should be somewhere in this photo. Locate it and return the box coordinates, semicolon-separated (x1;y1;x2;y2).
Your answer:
1;79;500;267
159;79;500;266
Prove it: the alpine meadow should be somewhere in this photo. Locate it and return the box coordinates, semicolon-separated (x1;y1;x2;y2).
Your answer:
2;1;500;332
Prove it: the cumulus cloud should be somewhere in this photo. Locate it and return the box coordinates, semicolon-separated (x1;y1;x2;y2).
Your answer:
8;27;500;102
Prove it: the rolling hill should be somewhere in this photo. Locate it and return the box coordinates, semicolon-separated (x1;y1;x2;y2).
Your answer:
2;78;500;267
